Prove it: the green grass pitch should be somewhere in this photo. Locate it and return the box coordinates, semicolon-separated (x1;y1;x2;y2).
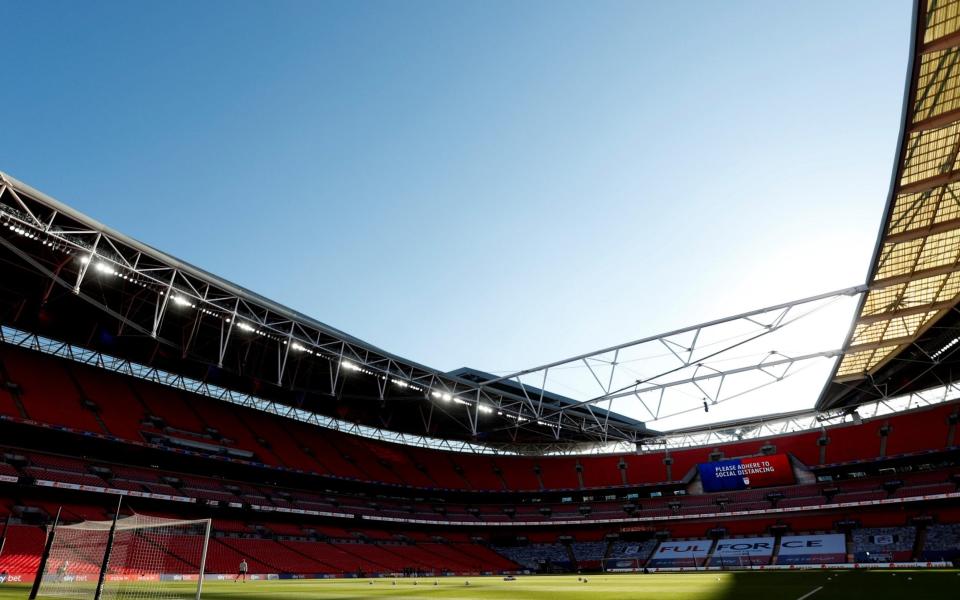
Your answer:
1;571;957;599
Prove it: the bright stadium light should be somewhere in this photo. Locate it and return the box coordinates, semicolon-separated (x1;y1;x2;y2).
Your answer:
932;336;960;359
171;295;192;308
235;321;255;332
94;262;115;275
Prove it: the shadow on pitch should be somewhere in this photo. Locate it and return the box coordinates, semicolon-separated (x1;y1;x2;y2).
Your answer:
706;568;956;600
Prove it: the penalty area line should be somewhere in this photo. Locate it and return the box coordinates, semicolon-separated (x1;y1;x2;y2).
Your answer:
796;586;823;600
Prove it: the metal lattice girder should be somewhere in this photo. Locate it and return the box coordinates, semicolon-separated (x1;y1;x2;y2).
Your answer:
0;169;951;448
0;171;650;445
478;287;865;429
6;320;959;457
644;379;960;451
0;170;912;445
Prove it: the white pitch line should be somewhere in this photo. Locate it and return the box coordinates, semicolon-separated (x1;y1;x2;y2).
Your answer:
796;585;824;600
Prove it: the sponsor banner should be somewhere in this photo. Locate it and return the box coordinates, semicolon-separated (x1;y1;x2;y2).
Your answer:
778;554;847;566
20;475;960;530
778;534;845;555
777;534;846;565
159;574;198;582
854;551;907;563
649;540;711;567
50;575;93;583
605;559;642;570
205;573;275;581
8;562;956;583
33;481;193;504
105;574;160;582
711;537;775;566
614;561;953;573
698;454;794;492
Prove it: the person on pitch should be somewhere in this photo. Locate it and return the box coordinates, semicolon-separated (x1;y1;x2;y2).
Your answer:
236;558;248;583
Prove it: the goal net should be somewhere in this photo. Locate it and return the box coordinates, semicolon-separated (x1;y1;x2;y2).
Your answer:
34;513;211;600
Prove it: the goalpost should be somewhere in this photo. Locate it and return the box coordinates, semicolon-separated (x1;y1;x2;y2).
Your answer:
31;506;211;600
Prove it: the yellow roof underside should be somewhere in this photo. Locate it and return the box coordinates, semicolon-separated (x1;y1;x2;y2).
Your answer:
837;0;960;380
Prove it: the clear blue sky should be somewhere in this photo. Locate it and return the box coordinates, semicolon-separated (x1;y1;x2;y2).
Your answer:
1;1;912;424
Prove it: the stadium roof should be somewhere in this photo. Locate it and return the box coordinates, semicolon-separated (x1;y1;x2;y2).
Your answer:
2;0;958;450
0;171;652;448
819;0;960;411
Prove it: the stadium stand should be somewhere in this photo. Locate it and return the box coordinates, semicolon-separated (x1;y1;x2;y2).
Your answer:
606;540;659;569
2;344;960;504
2;0;960;585
492;544;571;572
570;541;608;570
851;527;916;562
0;184;958;576
921;523;960;561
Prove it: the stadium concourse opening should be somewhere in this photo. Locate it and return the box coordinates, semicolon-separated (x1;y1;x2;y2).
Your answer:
1;0;960;599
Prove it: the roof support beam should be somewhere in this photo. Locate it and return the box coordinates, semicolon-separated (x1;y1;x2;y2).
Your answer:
922;29;960;54
481;285;865;387
871;261;960;288
882;215;960;244
898;171;960;197
909;106;960;133
855;299;955;325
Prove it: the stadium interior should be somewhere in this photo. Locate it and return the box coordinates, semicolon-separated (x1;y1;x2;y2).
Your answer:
3;0;960;597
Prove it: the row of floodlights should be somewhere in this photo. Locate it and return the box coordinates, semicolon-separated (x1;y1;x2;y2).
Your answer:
4;220;74;253
341;360;431;394
338;360;496;416
932;336;960;360
497;412;553;427
7;223;39;239
16;226;503;417
83;253;444;400
80;255;280;339
428;390;494;414
79;254;161;291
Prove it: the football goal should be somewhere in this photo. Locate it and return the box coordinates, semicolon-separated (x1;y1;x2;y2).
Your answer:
31;510;211;600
